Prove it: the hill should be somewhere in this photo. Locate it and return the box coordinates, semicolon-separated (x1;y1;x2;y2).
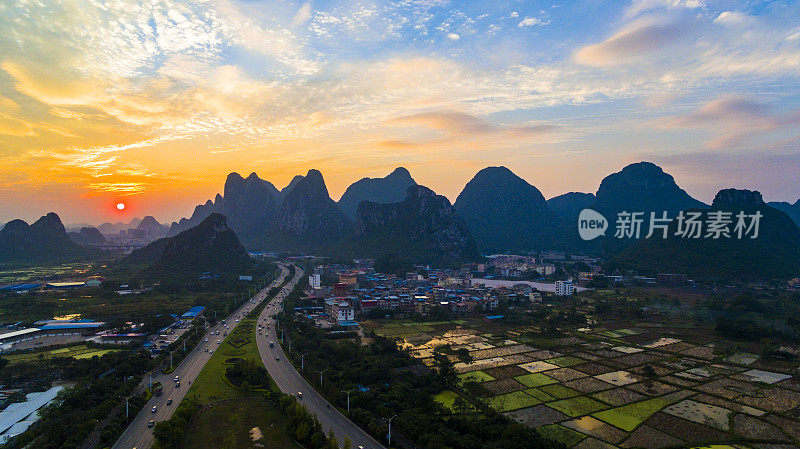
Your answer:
768;199;800;227
454;166;562;253
351;185;481;267
0;213;89;263
337;167;417;219
122;213;250;274
68;227;107;246
614;189;800;280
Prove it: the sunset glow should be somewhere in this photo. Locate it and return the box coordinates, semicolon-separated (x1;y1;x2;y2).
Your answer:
0;0;798;224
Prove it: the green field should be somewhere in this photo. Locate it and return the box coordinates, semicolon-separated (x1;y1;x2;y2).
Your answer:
183;398;296;449
179;310;296;449
547;396;609;418
457;370;495;383
515;373;558;388
593;395;679;432
483;390;540;412
537;424;588;447
4;344;120;364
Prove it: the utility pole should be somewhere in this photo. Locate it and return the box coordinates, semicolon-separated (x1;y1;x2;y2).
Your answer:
300;352;307;371
388;414;397;448
170;351;173;370
118;395;132;419
316;368;328;386
342;389;355;414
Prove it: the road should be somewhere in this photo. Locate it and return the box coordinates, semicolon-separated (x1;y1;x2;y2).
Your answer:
257;266;386;449
112;265;291;449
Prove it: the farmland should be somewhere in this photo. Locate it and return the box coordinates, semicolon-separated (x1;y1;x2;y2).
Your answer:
366;317;800;448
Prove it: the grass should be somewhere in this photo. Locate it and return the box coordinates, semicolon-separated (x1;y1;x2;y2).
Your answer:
187;316;262;403
458;370;495;383
547;396;609;418
523;388;556;402
4;344;120;364
537;424;587;447
539;384;582;399
178;306;297;449
514;373;558;388
433;390;474;412
545;356;585;367
592;395;679;432
483;390;540;412
183;398;296;449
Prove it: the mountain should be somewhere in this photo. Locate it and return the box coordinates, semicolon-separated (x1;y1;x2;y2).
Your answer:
768;199;800;227
0;212;88;262
337;167;417;219
97;217;141;235
548;192;596;224
68;227;107;246
275;169;351;250
594;162;707;255
595;162;706;219
278;175;305;201
614;189;800;280
453;166;562;253
352;185;481;266
122;213;250;274
169;172;281;248
136;216;166;233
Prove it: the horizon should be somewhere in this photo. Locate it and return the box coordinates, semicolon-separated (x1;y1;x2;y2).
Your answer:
2;161;797;227
1;0;799;224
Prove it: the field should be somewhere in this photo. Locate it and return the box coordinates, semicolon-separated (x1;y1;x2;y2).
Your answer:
370;318;800;448
3;344;120;364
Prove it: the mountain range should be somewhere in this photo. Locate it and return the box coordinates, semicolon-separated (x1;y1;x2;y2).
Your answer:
337;167;417;219
0;213;90;263
68;227;107;246
98;217;141;235
768;199;800;227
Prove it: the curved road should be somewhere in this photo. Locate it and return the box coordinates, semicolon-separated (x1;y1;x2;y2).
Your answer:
257;266;386;449
112;265;291;449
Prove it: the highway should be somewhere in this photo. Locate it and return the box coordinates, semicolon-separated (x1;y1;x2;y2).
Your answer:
257;265;386;449
112;264;291;449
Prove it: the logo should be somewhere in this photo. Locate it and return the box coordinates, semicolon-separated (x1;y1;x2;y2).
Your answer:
578;209;608;241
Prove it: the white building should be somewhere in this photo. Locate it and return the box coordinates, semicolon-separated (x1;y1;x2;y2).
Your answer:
309;273;321;290
555;280;574;296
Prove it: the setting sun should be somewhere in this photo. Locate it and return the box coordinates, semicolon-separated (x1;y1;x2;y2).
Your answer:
116;202;125;211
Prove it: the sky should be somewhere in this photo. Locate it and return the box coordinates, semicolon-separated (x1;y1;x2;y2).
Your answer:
1;0;799;225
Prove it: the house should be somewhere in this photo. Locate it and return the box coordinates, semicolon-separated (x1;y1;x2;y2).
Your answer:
555;280;574;296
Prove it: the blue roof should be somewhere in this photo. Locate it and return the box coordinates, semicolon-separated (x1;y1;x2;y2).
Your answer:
0;283;41;291
39;322;103;330
181;306;206;318
484;315;505;320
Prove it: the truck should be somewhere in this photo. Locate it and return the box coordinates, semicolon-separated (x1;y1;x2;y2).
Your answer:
153;384;163;397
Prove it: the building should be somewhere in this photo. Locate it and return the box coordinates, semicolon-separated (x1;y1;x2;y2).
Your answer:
555;280;574;296
324;299;355;325
0;386;64;443
309;273;321;290
179;306;205;322
656;273;688;287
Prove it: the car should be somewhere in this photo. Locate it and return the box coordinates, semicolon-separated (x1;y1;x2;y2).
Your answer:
175;381;180;387
204;348;208;352
204;338;208;342
167;398;173;405
275;356;280;361
151;406;157;413
148;420;155;428
209;350;213;354
174;376;179;382
217;340;221;344
297;391;303;398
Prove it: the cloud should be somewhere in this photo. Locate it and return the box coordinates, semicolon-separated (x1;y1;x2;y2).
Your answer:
446;32;460;40
292;2;313;26
518;17;546;27
713;11;752;26
389;109;557;138
660;95;800;149
0;114;36;137
574;19;690;66
625;0;704;18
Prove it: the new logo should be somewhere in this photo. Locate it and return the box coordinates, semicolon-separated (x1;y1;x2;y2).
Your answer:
578;209;608;241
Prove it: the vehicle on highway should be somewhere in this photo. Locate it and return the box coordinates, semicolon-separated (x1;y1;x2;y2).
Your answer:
167;398;172;405
175;381;180;387
151;406;157;413
275;356;280;361
217;340;221;344
269;341;274;348
204;338;208;342
297;391;303;398
148;420;155;428
174;375;179;382
204;348;208;352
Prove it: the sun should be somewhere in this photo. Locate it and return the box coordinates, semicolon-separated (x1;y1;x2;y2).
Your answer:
116;202;126;211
